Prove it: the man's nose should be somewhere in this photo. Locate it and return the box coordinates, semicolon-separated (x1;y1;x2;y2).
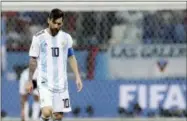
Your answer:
54;24;59;28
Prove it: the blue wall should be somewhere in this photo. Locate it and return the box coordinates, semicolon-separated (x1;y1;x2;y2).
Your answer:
2;52;186;118
2;78;186;117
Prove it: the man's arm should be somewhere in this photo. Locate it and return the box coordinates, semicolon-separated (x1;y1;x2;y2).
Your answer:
26;57;37;93
28;35;39;81
26;34;39;93
28;57;37;81
67;34;83;92
68;55;83;92
68;55;80;79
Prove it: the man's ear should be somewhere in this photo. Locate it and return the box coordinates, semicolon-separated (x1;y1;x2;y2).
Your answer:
47;18;50;24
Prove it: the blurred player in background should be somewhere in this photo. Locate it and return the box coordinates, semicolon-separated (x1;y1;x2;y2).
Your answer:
26;8;83;121
19;68;40;121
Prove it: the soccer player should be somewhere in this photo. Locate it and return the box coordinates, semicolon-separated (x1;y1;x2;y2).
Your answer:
19;67;40;121
26;8;83;121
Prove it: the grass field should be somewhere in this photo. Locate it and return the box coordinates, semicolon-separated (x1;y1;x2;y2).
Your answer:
1;117;186;121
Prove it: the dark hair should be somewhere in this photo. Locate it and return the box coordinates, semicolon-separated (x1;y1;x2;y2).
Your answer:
49;8;64;20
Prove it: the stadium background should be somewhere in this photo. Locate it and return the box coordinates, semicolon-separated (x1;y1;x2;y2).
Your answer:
1;1;187;121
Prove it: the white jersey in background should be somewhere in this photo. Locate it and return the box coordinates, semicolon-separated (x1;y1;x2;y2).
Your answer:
29;29;73;92
19;68;38;95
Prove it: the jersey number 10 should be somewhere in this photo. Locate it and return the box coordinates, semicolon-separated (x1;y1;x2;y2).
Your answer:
51;47;59;57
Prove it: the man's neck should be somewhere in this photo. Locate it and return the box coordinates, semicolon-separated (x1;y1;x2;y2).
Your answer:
46;28;52;35
46;28;58;36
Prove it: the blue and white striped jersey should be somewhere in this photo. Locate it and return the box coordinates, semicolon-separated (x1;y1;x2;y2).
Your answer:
29;29;73;92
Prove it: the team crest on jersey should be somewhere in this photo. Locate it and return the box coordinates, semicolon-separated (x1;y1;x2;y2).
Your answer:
157;59;168;72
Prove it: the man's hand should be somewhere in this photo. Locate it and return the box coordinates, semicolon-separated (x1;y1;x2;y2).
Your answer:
25;81;33;94
76;78;83;92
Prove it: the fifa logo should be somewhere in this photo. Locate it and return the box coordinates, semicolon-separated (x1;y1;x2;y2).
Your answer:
157;59;168;72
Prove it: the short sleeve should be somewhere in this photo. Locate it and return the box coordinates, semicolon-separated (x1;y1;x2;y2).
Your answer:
67;34;73;48
29;36;40;57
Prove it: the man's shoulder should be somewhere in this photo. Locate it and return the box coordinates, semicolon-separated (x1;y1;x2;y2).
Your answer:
59;30;72;38
34;29;45;37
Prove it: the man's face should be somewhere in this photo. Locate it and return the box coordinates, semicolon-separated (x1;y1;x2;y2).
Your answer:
48;17;63;36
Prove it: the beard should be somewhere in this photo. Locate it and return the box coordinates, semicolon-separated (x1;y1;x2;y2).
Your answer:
50;28;59;36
